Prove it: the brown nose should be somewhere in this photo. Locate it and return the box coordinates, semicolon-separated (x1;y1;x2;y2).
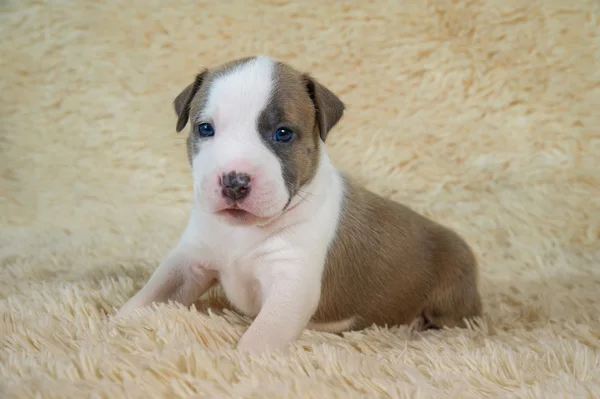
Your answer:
221;171;251;201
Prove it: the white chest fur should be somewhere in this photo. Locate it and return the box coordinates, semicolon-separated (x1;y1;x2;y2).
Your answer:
218;259;262;316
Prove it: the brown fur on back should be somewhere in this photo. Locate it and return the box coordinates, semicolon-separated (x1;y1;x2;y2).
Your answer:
312;174;482;330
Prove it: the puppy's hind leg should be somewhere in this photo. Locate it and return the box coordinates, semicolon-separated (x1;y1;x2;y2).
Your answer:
422;286;482;330
423;230;483;330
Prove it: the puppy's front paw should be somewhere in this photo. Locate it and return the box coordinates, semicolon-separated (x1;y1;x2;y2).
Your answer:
114;298;142;319
236;333;266;354
236;331;290;354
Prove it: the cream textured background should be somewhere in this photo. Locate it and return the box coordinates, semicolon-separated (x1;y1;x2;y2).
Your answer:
1;0;599;397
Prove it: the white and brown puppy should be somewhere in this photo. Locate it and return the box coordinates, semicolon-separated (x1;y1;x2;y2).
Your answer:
117;56;483;353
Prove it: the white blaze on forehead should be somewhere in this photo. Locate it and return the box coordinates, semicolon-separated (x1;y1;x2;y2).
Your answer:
198;56;276;131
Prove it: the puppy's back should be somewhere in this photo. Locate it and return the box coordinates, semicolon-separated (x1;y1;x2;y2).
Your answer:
312;175;482;331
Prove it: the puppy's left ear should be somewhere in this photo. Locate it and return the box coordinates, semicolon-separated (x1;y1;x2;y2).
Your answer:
304;74;345;142
174;70;207;133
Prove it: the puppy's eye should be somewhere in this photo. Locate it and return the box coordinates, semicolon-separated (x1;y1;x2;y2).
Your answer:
197;123;215;137
273;128;294;143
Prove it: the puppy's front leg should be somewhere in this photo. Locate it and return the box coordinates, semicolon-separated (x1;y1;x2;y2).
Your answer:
116;246;215;318
237;268;320;353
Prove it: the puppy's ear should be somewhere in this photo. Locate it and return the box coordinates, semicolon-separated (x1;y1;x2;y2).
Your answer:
174;70;207;133
304;74;345;142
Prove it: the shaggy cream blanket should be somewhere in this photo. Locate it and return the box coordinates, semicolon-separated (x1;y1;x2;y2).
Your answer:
1;0;599;397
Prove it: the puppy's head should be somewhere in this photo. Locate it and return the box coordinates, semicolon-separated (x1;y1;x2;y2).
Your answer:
173;56;344;225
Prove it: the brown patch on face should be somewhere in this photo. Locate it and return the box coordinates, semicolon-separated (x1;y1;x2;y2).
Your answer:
256;61;346;202
312;176;483;331
256;62;320;200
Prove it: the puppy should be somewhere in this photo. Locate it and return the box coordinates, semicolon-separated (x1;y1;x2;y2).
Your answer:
117;56;483;353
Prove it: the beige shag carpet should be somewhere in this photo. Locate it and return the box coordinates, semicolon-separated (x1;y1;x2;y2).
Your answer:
1;0;599;397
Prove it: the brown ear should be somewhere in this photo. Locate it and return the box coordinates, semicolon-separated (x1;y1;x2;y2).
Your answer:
304;74;345;141
174;70;207;133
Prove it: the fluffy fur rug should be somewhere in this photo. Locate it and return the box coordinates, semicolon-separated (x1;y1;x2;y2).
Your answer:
1;0;599;397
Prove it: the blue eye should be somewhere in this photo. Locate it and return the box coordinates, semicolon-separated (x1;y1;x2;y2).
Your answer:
273;128;294;143
197;123;215;137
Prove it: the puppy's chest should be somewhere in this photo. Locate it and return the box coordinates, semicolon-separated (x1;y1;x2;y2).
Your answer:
202;216;333;318
208;229;268;318
218;262;262;317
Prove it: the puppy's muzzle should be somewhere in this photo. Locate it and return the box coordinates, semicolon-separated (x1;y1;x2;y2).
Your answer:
221;171;251;201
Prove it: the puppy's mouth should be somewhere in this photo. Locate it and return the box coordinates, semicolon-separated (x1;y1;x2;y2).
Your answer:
220;207;249;219
217;203;288;228
216;204;268;225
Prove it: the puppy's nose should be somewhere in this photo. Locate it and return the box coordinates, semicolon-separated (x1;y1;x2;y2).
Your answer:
221;171;251;201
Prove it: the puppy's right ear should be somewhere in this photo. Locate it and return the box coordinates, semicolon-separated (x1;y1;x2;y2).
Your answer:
174;70;207;133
